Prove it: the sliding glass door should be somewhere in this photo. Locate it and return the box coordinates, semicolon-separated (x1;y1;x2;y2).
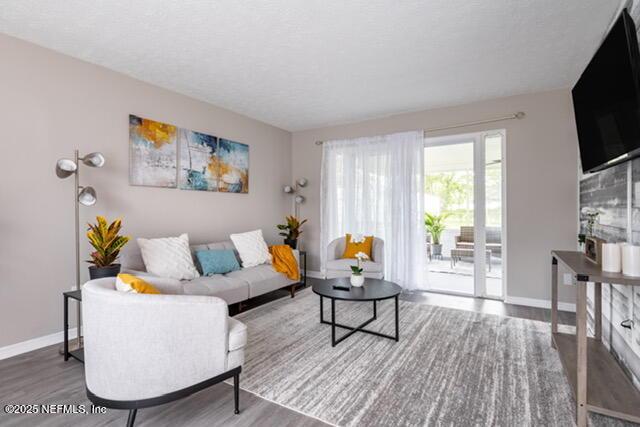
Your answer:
423;131;505;299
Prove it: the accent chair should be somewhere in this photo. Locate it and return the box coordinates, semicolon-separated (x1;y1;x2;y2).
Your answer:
82;278;247;426
325;237;384;279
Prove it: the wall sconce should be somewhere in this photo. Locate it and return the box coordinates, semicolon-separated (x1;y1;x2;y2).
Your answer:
284;178;308;217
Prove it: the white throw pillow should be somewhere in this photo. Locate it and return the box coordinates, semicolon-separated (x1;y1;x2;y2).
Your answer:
230;229;272;268
137;233;200;280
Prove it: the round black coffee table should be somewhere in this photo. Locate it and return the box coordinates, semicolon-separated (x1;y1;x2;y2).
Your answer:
312;277;401;347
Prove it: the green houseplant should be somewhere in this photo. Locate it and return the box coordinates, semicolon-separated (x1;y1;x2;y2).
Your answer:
425;212;449;256
86;216;130;279
277;215;307;249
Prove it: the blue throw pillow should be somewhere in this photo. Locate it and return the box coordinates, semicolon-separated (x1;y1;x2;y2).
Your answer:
196;250;240;276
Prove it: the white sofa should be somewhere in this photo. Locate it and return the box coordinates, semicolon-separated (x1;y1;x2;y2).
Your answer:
325;237;384;279
120;239;302;303
82;278;247;426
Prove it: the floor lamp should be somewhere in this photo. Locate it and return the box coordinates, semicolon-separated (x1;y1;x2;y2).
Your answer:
283;178;307;218
56;150;105;349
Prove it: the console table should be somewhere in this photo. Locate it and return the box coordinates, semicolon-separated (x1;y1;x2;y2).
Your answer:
551;250;640;426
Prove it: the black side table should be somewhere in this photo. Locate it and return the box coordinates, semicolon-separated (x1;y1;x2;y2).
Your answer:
300;250;307;286
289;250;308;298
63;290;84;363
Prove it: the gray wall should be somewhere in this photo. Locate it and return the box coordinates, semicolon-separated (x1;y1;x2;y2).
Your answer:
0;34;292;348
292;89;579;304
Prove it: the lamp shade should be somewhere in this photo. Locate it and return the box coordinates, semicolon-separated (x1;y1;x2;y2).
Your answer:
295;195;305;204
283;185;293;193
55;158;77;178
296;178;308;187
82;152;105;168
78;186;97;206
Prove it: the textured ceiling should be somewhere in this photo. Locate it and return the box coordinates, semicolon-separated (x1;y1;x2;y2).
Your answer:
0;0;623;131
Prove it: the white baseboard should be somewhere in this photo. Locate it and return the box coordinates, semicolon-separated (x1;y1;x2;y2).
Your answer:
505;296;576;313
306;270;324;279
0;328;78;361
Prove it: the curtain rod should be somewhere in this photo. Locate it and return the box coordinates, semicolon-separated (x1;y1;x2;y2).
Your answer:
314;111;525;145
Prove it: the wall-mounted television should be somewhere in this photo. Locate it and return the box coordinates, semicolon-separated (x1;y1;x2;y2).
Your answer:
572;9;640;173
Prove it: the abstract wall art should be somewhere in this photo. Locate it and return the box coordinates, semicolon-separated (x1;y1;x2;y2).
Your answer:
129;114;178;188
129;114;249;193
179;129;218;191
218;139;249;193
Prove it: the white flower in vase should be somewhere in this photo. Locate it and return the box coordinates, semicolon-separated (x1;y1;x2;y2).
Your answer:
350;251;369;287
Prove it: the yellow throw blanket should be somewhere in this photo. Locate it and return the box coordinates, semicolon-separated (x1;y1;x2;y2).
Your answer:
269;245;300;281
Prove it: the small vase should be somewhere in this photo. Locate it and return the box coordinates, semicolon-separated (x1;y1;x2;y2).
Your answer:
350;274;365;287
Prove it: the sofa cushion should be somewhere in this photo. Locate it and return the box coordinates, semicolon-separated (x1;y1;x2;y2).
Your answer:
229;229;271;268
137;234;200;280
326;258;383;273
115;274;161;294
226;264;292;298
182;275;248;305
228;318;247;351
342;234;374;259
196;250;240;275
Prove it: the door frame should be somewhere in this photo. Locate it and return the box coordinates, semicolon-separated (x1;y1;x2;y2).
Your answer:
423;129;506;300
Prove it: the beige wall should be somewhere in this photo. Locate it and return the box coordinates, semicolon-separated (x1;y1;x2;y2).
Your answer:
292;89;579;304
0;34;292;348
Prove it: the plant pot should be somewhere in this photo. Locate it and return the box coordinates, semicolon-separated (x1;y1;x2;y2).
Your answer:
284;238;298;249
432;244;443;256
350;274;365;287
89;264;121;280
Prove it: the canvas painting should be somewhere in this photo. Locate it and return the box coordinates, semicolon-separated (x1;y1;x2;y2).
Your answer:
217;138;249;193
129;114;178;187
179;128;218;191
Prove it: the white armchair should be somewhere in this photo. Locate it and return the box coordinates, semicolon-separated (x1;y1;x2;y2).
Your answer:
325;237;385;279
82;278;247;426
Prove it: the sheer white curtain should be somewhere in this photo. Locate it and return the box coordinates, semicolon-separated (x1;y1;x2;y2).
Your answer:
320;131;427;290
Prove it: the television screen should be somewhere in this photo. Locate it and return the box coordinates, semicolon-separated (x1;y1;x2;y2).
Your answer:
572;9;640;173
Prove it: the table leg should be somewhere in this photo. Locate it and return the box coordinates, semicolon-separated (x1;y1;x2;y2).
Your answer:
576;281;588;427
303;252;307;286
551;257;558;348
373;300;377;319
320;295;323;323
331;298;336;347
63;295;69;361
395;295;399;342
594;282;602;341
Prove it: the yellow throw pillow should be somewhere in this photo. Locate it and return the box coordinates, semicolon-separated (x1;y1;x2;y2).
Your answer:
342;234;374;259
115;274;161;294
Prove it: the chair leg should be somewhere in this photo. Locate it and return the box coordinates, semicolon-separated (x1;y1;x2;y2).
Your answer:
234;372;240;414
126;409;137;427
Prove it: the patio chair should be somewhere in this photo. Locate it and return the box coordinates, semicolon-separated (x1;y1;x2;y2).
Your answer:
454;226;502;255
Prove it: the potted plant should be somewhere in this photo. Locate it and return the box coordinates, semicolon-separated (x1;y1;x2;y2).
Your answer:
350;251;369;287
86;216;130;280
425;212;449;257
277;215;307;249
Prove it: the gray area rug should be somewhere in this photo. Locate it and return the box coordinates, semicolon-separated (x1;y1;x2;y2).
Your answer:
232;288;632;426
